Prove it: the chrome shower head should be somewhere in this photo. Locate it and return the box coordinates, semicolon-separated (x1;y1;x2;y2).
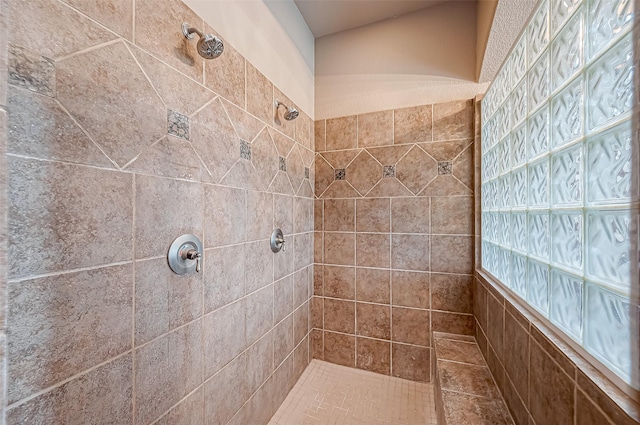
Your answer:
275;100;299;121
182;23;224;59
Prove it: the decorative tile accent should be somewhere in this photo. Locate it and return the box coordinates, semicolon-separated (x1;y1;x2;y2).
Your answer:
438;161;452;175
304;167;310;179
240;140;251;160
383;165;396;178
279;156;287;172
8;44;56;97
335;169;346;180
167;110;189;140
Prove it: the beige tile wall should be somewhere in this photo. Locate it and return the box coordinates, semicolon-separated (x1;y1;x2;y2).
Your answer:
3;0;314;424
0;0;8;423
312;100;476;382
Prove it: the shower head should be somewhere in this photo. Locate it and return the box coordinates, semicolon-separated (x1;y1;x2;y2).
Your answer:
182;23;224;59
275;100;299;121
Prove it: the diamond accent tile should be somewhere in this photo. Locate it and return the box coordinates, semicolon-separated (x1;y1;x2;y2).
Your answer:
279;156;287;172
438;162;452;175
383;165;396;178
335;169;345;180
168;110;189;140
240;140;251;160
305;167;310;179
346;151;381;195
396;146;438;194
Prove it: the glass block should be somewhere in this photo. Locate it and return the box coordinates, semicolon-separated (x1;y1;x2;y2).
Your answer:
511;212;528;252
495;103;511;142
551;0;582;36
496;60;512;106
497;247;511;285
511;34;527;84
481;118;493;155
528;0;550;63
529;158;549;207
551;77;584;148
511;79;528;127
584;284;633;381
511;167;528;207
551;143;582;206
528;105;549;159
586;210;634;288
510;252;528;297
529;211;550;260
481;182;490;210
550;269;583;340
529;51;550;111
512;123;527;166
483;242;497;275
498;137;511;175
586;120;637;204
527;259;550;314
587;0;634;60
551;211;583;271
498;212;511;246
498;175;511;209
586;33;634;132
551;9;583;91
482;89;496;122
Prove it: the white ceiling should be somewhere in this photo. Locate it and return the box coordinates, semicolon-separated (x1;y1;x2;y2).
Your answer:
293;0;451;38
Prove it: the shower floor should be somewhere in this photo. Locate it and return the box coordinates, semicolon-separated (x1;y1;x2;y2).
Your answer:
268;360;438;425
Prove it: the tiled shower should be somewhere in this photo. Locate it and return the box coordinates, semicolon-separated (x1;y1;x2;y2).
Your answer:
0;0;638;424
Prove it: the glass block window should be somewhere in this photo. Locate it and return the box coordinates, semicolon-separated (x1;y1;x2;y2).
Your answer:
481;0;638;388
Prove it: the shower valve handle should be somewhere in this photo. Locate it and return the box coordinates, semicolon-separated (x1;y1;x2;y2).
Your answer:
182;249;202;273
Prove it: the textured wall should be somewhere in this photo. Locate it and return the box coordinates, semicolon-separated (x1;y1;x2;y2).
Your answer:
312;99;476;382
4;0;314;424
0;0;8;423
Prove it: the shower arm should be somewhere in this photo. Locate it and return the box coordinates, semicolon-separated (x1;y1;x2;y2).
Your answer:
182;23;203;40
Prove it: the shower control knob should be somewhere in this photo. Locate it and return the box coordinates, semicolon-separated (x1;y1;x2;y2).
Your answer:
168;234;203;275
182;249;202;273
271;228;286;253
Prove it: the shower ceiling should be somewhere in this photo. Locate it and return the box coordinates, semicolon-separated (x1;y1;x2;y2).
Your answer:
293;0;452;37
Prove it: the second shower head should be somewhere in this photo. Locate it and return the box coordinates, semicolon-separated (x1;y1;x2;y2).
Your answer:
275;100;299;121
182;23;224;59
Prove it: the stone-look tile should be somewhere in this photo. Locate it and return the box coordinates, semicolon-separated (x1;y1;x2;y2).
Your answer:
431;196;473;234
576;389;612;425
356;303;390;339
487;293;505;359
486;344;505;394
314;231;323;263
356;198;390;232
246;191;273;241
294;197;314;233
391;197;430;233
136;321;203;425
8;157;132;278
437;161;452;175
135;258;202;345
391;271;429;309
204;245;245;313
392;307;430;346
432;311;474;335
247;333;275;395
326;115;357;150
321;180;362;198
246;285;274;346
251;129;279;191
270;128;296;158
57;41;166;167
357;110;393;147
274;315;294;367
223;100;265;143
128;136;208;181
324;266;355;300
293;232;313;270
392;343;430;382
504;377;529;425
6;355;132;425
323;299;355;334
529;340;575;425
391;234;430;271
311;329;324;359
191;98;241;182
383;165;396;178
204;300;246;379
246;62;273;124
504;310;529;404
433;100;474;141
293;267;310;308
346;150;381;195
129;45;215;116
311;296;324;328
367;145;413;165
314;199;323;230
356;268;390;304
135;0;203;81
287;145;306;194
314;120;326;151
155;386;204;425
7;86;113;168
396;145;438;194
576;370;639;425
275;234;295;282
441;390;513;425
274;194;293;233
324;232;355;266
434;338;484;365
474;279;488;330
366;177;414;197
62;0;133;39
431;235;473;274
8;44;55;96
394;104;433;144
438;360;500;399
245;240;273;294
168;109;190;140
219;157;264;191
294;335;310;380
274;276;294;324
323;199;355;231
8;0;117;59
453;143;474;189
273;356;296;415
420;139;471;161
324;331;355;367
294;303;309;346
431;273;473;313
204;352;248;425
530;327;576;377
135;175;203;259
273;87;296;139
7;265;132;404
321;150;360;170
420;175;472;196
295;111;312;149
356;233;390;268
204;185;246;247
356;337;391;375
